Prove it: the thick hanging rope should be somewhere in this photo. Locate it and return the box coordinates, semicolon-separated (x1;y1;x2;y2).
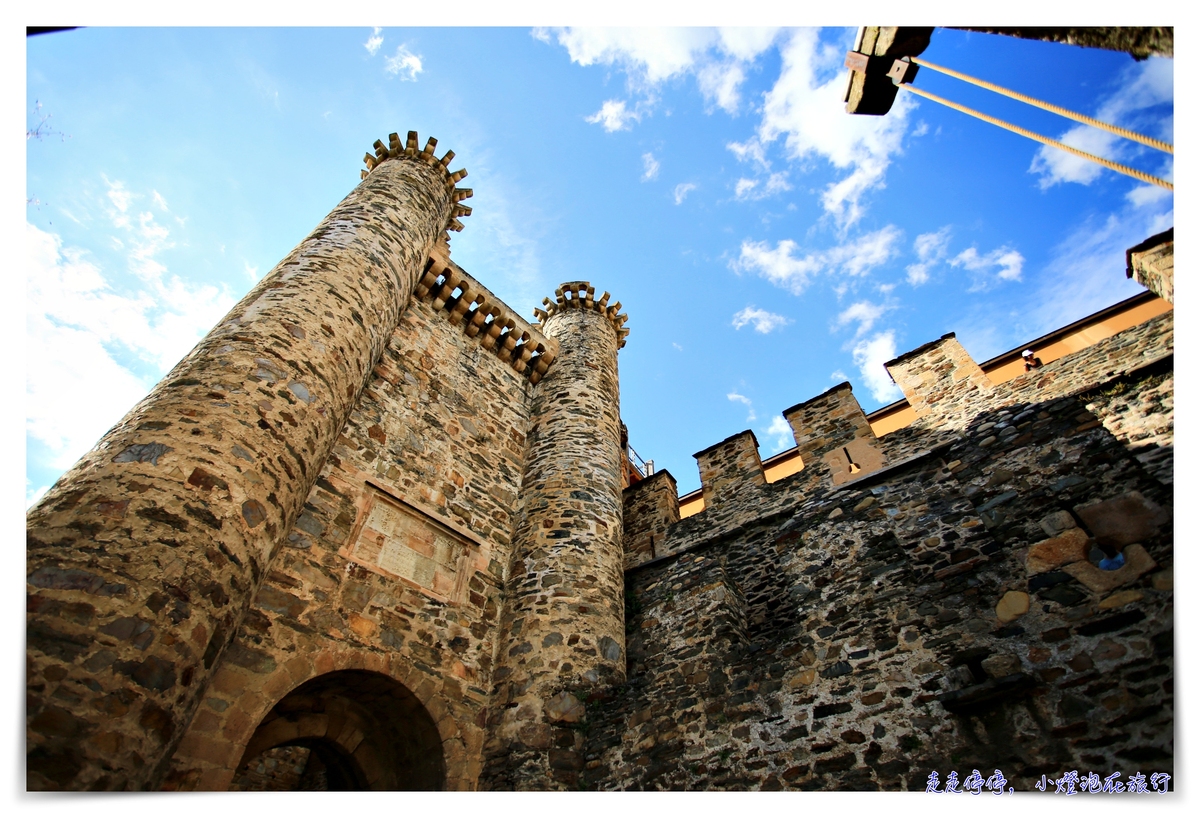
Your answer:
897;83;1174;191
910;56;1173;155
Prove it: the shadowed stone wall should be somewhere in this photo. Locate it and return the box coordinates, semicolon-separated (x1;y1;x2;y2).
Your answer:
593;312;1172;791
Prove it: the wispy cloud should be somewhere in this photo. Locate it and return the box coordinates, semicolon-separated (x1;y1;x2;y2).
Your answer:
1030;57;1173;190
732;224;902;295
906;226;951;286
1018;199;1171;340
673;182;697;204
27;216;236;471
762;415;794;453
384;44;423;80
851;330;902;403
732;305;791;334
586;99;640;132
540;27;780;127
641;152;660;181
733;171;792;201
739;28;918;229
727;391;756;422
950;245;1025;290
834;300;889;338
364;26;383;56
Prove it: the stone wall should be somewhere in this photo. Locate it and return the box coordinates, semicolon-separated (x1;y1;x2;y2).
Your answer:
584;385;1172;790
163;283;533;790
590;311;1173;791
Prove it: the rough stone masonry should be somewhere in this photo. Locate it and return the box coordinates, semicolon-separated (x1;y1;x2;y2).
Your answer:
27;129;1173;792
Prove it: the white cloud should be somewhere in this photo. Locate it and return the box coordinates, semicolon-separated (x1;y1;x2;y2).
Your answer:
906;225;952;286
727;391;756;422
951;245;1025;289
27;220;236;471
734;172;792;201
586;99;640;132
732;224;901;295
732;306;791;334
697;61;746;114
384;45;423;80
851;330;902;403
244;260;260;282
727;138;768;169
762;415;794;454
540;26;780;127
1125;155;1174;207
1020;201;1172;338
365;27;383;56
732;238;822;294
104;175;132;226
750;28;918;229
152;190;169;212
672;342;684;351
834;300;888;338
641;152;660;181
673;182;697;204
1030;57;1173;190
26;481;50;509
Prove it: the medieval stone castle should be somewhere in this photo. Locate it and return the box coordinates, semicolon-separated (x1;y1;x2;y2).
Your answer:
26;128;1174;792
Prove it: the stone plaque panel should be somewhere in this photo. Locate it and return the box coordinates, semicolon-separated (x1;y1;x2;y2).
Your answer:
342;483;478;603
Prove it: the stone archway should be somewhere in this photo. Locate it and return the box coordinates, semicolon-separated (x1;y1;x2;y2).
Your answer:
229;670;446;791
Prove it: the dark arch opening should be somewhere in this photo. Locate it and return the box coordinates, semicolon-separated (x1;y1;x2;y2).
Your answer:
230;669;446;791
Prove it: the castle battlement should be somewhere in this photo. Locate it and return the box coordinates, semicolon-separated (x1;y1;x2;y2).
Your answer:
534;280;630;349
415;243;558;385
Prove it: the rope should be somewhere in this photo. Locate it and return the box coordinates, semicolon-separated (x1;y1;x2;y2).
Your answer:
911;56;1173;155
897;83;1174;191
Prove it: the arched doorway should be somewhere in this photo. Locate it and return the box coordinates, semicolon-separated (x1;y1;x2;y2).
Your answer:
229;669;446;791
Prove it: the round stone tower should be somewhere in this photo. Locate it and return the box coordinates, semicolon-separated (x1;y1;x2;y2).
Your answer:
484;282;629;789
26;131;471;791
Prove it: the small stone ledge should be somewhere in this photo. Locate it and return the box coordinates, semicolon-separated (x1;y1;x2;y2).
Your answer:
414;245;558;385
360;129;473;233
533;281;629;349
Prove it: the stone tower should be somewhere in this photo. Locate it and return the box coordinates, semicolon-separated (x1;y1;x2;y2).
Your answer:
26;131;472;790
483;282;629;789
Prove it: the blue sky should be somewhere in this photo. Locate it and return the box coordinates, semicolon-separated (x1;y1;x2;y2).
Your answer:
25;24;1174;502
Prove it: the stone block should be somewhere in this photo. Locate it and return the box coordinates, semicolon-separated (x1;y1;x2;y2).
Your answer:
544;692;585;724
1074;491;1169;551
995;591;1029;623
980;653;1021;678
1026;528;1090;574
1039;510;1077;538
1098;590;1144;610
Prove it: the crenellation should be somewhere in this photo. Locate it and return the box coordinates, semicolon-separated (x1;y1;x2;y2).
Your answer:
695;430;767;510
885;333;993;426
622;469;681;569
783;382;888;486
